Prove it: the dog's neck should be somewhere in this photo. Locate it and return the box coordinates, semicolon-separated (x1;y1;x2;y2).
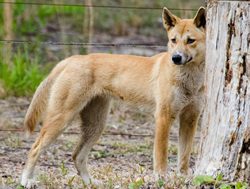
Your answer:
178;60;205;74
171;60;205;89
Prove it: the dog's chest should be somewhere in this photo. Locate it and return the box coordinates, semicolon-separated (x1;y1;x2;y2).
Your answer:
176;69;204;99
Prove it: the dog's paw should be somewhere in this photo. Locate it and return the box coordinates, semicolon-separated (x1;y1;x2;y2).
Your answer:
90;178;102;186
177;167;193;177
153;172;166;182
81;175;102;186
21;178;38;189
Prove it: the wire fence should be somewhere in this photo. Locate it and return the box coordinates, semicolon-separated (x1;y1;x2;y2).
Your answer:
0;1;198;11
0;1;199;48
0;128;153;137
0;39;167;48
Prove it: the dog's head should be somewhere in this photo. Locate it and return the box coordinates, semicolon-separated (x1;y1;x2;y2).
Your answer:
162;7;206;66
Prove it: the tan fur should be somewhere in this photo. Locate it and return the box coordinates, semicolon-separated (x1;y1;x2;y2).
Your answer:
21;7;206;187
24;60;68;134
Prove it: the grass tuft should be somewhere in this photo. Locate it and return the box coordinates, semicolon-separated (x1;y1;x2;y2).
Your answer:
0;49;47;97
192;174;249;189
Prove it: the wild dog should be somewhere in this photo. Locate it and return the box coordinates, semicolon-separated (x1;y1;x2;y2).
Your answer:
21;7;206;187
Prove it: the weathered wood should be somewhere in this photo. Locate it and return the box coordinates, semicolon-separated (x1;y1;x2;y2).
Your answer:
53;0;70;57
3;0;13;41
84;0;94;53
195;1;250;182
3;0;14;64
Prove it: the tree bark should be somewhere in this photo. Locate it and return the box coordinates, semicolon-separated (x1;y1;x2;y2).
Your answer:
195;1;250;182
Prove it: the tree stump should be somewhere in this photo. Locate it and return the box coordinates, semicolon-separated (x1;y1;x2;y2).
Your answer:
195;1;250;182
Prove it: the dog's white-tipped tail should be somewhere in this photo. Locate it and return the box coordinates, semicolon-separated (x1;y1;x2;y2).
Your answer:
24;77;52;137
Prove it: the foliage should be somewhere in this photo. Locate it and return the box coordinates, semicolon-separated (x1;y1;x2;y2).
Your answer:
0;48;47;96
192;175;215;186
157;178;165;188
192;174;249;189
60;161;68;176
16;185;24;189
128;178;144;189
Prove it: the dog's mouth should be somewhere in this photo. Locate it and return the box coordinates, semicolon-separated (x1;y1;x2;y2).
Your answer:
186;57;193;63
179;57;193;66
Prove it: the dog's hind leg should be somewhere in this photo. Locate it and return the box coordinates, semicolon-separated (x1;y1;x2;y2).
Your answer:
178;103;200;174
21;110;82;188
72;96;110;185
21;75;93;188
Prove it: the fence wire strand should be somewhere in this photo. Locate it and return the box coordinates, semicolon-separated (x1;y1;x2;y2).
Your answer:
0;1;198;11
0;39;167;48
0;1;197;48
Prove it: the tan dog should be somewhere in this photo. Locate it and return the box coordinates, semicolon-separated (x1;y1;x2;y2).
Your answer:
21;7;206;187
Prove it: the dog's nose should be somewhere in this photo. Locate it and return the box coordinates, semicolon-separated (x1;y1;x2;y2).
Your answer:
172;54;182;65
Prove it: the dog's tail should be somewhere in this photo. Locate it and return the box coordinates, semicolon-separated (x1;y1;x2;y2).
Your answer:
24;60;68;136
24;77;53;136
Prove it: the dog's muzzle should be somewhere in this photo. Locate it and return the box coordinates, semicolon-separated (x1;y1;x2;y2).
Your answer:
172;54;182;65
172;52;192;65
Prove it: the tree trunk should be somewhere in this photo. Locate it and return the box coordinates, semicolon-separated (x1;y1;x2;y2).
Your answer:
195;1;250;182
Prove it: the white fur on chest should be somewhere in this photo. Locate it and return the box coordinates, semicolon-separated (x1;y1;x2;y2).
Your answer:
174;64;204;106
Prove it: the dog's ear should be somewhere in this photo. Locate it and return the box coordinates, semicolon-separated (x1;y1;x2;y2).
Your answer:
193;7;206;29
162;7;178;31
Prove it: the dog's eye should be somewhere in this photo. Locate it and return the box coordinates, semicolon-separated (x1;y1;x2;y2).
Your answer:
171;38;176;43
187;38;196;44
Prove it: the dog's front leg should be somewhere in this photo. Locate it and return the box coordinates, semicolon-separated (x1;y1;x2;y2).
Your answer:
153;108;175;177
178;103;200;174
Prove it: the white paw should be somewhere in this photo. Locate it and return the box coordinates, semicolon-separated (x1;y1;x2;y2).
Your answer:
90;178;102;186
21;178;38;189
81;174;102;186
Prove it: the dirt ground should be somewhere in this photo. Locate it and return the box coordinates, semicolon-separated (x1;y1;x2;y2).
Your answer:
0;97;201;189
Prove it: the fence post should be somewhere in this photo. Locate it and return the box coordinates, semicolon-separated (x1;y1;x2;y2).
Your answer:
3;0;14;65
84;0;94;53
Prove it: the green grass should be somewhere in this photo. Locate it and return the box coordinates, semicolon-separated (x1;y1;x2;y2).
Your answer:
192;174;249;189
0;49;47;96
